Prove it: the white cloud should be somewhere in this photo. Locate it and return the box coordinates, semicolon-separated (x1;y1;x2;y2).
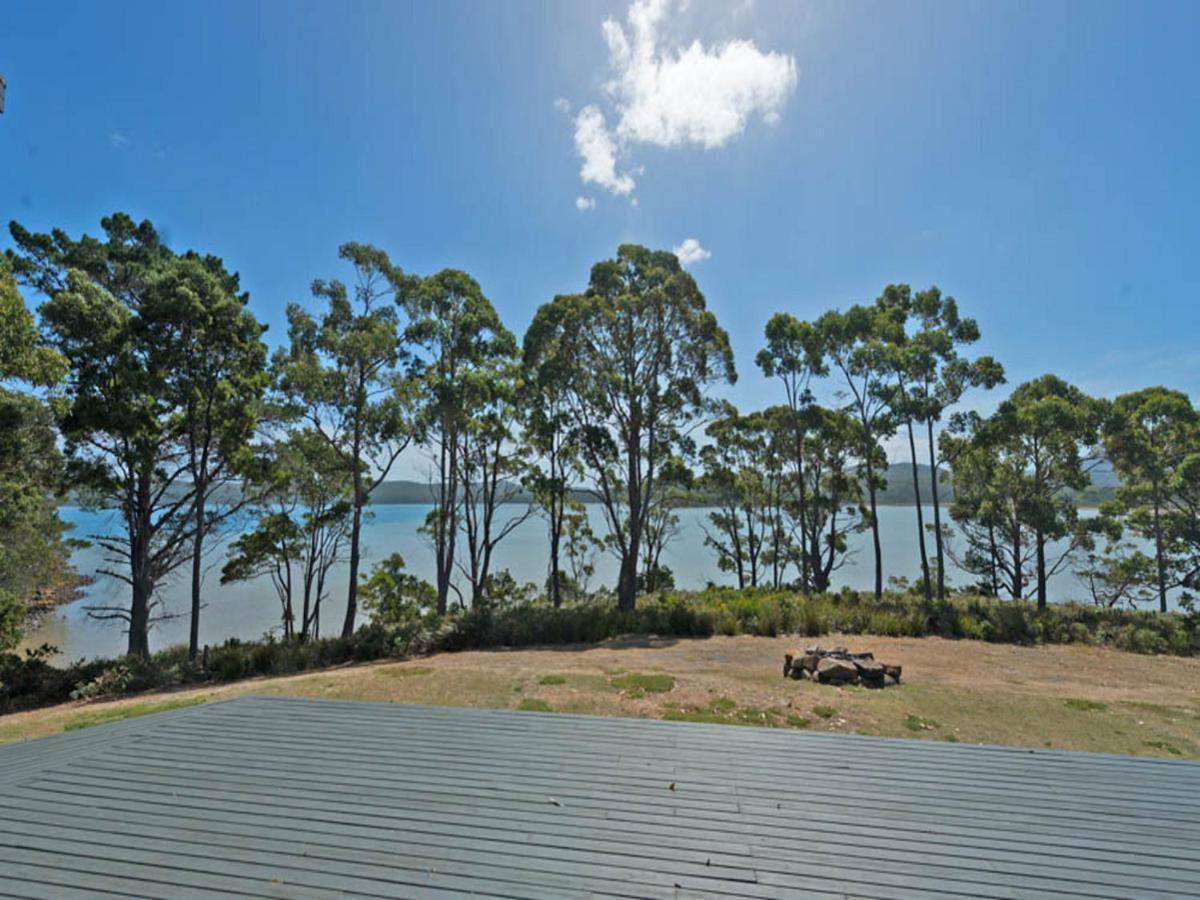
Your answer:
108;131;130;148
673;237;711;266
570;0;797;197
575;196;596;211
554;97;572;114
574;105;636;195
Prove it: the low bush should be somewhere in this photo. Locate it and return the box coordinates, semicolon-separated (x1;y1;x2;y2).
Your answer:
2;588;1195;714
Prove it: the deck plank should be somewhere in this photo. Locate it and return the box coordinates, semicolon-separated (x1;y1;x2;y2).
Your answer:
1;696;1197;898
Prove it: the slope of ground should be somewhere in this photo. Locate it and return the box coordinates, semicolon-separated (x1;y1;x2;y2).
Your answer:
3;634;1197;758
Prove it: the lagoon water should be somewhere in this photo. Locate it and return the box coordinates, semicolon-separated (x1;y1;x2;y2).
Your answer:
26;503;1115;662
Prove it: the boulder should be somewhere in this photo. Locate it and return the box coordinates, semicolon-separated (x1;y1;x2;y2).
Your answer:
883;664;902;683
815;657;858;685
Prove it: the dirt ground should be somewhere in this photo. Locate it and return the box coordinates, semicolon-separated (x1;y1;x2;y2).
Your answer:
4;634;1199;759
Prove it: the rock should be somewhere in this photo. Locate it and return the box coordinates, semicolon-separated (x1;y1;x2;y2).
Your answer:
815;657;858;684
883;664;902;683
853;659;885;678
800;653;821;672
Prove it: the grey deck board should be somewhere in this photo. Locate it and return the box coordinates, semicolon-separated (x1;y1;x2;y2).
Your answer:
2;696;1198;898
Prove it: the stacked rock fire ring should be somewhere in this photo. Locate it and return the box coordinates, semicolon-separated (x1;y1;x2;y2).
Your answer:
784;645;902;688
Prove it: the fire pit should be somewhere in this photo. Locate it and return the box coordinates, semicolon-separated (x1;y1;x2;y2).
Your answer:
784;645;901;688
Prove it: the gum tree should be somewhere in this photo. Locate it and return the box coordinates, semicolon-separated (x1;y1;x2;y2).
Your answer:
276;243;417;638
542;245;736;611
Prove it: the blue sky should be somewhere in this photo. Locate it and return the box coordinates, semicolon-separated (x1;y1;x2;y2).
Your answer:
3;0;1198;471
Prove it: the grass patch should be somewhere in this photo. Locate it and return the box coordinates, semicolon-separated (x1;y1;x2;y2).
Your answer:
517;698;552;713
381;665;433;678
812;704;837;719
904;714;939;732
1143;740;1183;756
1064;698;1108;712
63;698;204;732
538;674;567;685
662;701;809;729
609;673;675;697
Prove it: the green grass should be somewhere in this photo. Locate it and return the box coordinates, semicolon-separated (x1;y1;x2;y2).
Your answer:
517;698;553;713
63;698;204;732
1143;739;1183;756
904;714;939;732
812;704;837;719
608;673;675;697
662;701;810;729
538;674;567;685
1065;698;1108;712
381;665;433;678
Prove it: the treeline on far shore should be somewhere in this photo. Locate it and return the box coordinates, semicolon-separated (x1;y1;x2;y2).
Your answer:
2;213;1198;668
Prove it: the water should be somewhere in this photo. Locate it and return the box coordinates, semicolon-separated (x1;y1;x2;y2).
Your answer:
23;503;1133;662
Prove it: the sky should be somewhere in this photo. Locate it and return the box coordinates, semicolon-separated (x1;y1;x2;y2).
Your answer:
3;0;1199;474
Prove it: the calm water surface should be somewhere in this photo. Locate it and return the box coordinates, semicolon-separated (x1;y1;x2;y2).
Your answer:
25;503;1120;661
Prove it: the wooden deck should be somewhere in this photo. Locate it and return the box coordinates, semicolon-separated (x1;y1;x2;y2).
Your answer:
1;697;1198;899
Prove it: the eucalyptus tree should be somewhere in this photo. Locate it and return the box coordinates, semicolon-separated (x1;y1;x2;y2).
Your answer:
1101;387;1198;611
538;245;736;611
791;405;869;593
816;301;904;599
944;376;1105;607
455;359;534;607
900;287;1004;599
522;299;583;607
8;214;212;658
222;429;351;639
276;243;417;638
0;258;70;650
756;314;827;589
400;268;515;614
141;254;268;658
699;408;771;589
879;284;1004;600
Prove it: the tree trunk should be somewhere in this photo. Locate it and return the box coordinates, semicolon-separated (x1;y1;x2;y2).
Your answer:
906;419;931;600
1152;480;1167;613
188;488;206;660
926;418;946;600
616;553;638;612
1011;525;1022;600
1035;528;1047;610
342;479;362;638
129;573;152;660
865;455;883;600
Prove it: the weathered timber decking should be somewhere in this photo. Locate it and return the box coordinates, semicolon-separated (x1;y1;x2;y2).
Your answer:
1;697;1198;899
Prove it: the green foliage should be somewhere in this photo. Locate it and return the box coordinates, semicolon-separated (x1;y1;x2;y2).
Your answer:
0;262;75;651
64;698;204;731
517;698;552;712
275;242;418;638
1064;698;1107;712
812;704;837;719
530;245;736;611
608;673;675;696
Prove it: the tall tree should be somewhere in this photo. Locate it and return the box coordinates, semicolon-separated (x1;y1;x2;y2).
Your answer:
1102;387;1198;612
10;214;205;657
945;376;1104;608
541;245;735;611
276;243;416;638
904;287;1004;599
522;300;582;607
880;284;1004;599
756;314;827;590
222;430;352;639
817;302;903;599
700;408;772;589
142;254;268;658
400;269;514;614
0;259;71;651
455;359;534;606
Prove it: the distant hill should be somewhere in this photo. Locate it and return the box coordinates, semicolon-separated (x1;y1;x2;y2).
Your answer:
69;463;1119;510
